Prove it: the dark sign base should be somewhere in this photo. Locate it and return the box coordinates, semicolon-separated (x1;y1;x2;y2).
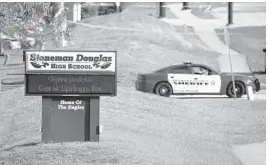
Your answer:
41;96;100;143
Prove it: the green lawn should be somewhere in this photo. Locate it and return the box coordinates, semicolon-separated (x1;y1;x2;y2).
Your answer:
215;26;266;85
215;26;266;72
0;87;265;165
65;11;221;88
0;10;265;165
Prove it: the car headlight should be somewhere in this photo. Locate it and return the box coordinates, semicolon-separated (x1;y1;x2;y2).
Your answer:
248;75;255;79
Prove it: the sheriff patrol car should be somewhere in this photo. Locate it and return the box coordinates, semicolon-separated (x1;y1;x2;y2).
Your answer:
135;62;260;98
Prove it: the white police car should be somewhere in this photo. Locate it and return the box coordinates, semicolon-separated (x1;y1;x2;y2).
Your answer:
135;62;260;98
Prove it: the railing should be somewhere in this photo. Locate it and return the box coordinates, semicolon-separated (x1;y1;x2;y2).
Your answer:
0;54;24;92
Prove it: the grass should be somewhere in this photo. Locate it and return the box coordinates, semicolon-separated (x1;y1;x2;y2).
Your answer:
215;27;265;72
191;9;216;19
0;8;266;165
215;26;266;83
0;87;265;164
63;12;221;88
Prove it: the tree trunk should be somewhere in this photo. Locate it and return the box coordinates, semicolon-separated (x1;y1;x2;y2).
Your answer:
182;2;190;10
59;2;67;48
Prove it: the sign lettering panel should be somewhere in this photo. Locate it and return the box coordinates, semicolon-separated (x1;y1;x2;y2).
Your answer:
55;99;86;111
26;74;115;95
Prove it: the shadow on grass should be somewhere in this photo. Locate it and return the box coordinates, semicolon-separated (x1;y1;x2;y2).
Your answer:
215;26;266;72
0;65;24;70
6;63;24;66
1;80;24;85
171;96;229;99
2;142;40;152
7;73;24;76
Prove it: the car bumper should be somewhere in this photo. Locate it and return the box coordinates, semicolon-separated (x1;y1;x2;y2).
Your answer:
135;80;144;91
135;80;154;93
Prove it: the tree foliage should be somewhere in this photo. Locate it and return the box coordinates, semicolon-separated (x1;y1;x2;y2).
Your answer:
0;2;74;49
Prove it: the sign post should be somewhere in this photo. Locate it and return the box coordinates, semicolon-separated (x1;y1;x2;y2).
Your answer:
263;48;266;73
24;50;117;143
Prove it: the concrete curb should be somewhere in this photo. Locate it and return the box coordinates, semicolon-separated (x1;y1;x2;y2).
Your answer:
260;84;266;90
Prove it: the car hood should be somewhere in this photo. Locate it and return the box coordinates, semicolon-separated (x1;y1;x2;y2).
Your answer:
220;72;254;76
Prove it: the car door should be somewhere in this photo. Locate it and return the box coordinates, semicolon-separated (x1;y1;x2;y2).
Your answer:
190;66;222;94
167;65;199;94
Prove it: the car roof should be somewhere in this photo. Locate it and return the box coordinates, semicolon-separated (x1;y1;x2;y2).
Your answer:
171;62;200;67
168;63;217;72
154;63;218;74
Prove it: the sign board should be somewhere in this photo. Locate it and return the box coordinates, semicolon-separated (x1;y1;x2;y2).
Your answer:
24;50;117;96
24;50;116;74
24;50;112;143
25;74;115;96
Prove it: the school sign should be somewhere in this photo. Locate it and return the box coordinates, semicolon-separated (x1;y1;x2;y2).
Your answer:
26;51;116;72
24;50;117;142
24;50;117;96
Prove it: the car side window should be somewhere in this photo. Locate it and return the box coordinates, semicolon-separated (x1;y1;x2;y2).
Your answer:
192;66;210;75
170;66;191;74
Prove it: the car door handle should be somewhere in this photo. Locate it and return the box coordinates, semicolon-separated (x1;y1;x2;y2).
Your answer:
194;78;198;79
170;76;174;78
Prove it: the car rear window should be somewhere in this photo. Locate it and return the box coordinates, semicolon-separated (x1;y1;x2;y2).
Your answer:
154;67;169;73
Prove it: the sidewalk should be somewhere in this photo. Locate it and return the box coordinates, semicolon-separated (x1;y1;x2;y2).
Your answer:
161;4;253;73
233;141;266;165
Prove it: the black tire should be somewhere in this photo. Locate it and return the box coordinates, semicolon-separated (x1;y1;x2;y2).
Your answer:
106;8;116;14
226;81;245;98
155;82;173;97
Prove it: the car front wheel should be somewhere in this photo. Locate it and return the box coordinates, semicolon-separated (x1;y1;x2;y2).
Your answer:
155;82;173;97
226;81;245;98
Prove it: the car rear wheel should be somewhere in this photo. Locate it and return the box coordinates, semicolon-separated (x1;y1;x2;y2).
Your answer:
106;8;116;14
155;82;173;97
226;81;245;98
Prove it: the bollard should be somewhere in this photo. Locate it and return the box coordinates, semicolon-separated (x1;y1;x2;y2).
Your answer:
0;53;9;65
246;85;255;101
3;54;9;65
115;2;120;13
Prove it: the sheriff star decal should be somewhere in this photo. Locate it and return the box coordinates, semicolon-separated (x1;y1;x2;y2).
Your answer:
211;80;216;85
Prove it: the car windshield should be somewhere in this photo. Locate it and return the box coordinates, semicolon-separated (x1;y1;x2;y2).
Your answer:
208;66;220;73
200;65;220;74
